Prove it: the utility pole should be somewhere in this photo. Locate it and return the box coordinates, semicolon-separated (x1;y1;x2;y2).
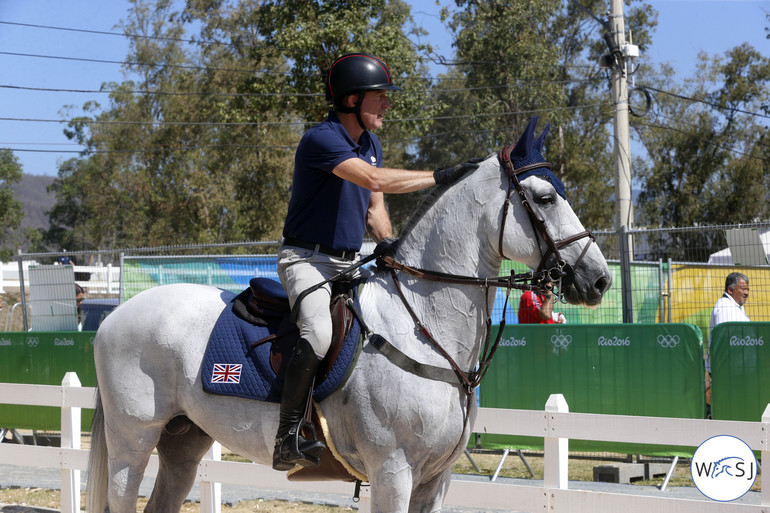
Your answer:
609;0;634;238
602;0;637;322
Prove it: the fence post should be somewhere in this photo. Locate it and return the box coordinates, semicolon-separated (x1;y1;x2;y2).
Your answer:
618;226;634;323
544;394;568;490
61;372;81;513
762;404;770;506
119;253;125;303
666;257;672;323
200;442;222;513
18;250;29;331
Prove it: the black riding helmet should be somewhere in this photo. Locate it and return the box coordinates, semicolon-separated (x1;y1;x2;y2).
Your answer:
325;53;401;130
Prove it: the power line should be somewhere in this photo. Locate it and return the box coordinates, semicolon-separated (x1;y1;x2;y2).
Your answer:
0;75;603;99
633;120;766;162
0;50;269;75
640;84;770;121
0;84;323;98
0;102;608;129
0;19;231;49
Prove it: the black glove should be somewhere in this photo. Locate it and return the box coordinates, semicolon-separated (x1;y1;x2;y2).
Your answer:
433;157;484;185
374;237;398;270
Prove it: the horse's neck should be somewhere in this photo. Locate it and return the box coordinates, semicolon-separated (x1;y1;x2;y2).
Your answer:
383;184;502;368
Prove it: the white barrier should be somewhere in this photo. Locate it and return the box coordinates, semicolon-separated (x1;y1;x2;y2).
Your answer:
1;262;120;295
0;374;768;513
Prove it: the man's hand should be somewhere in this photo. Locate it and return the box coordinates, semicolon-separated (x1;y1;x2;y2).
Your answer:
433;157;484;185
374;237;398;270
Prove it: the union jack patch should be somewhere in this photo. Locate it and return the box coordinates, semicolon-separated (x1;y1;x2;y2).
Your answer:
211;363;242;384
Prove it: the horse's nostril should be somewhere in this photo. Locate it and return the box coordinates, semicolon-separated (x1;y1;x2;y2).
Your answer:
595;275;611;294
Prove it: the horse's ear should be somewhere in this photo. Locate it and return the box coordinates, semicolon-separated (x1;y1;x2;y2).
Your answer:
534;124;550;153
510;116;539;159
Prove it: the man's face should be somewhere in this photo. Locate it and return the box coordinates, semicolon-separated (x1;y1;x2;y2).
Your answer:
358;90;391;131
728;278;750;306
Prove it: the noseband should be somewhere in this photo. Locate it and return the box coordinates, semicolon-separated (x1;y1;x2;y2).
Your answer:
498;145;595;300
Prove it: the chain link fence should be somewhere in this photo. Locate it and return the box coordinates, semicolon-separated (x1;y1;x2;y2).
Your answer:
2;223;769;345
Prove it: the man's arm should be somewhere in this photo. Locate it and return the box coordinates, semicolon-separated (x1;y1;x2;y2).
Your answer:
332;157;435;194
366;191;393;243
537;292;555;321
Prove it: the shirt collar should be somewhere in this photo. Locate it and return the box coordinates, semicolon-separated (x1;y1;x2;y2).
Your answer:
326;111;369;149
722;291;744;309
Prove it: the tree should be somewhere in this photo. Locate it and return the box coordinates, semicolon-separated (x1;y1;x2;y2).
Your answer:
632;44;770;260
46;0;434;248
634;44;770;228
413;0;656;230
0;149;25;261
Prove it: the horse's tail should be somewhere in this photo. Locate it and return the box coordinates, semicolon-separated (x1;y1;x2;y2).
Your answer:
86;390;108;513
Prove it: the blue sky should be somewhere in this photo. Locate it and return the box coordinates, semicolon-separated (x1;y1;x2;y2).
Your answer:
0;0;768;177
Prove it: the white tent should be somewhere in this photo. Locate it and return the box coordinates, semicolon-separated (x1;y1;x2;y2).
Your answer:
707;229;770;266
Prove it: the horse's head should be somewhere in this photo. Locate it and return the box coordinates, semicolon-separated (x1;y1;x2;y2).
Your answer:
493;116;612;306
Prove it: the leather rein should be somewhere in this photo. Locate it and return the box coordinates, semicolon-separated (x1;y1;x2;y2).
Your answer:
377;146;597;397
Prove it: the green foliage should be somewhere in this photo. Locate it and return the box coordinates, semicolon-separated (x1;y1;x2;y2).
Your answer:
634;44;770;229
0;149;25;261
46;0;433;248
40;0;767;252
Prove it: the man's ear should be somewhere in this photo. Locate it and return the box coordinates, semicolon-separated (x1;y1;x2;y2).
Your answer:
343;94;357;109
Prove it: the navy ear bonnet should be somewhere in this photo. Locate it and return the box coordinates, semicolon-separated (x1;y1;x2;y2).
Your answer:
510;116;566;200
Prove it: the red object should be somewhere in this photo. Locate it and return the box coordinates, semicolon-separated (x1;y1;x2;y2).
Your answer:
518;290;556;324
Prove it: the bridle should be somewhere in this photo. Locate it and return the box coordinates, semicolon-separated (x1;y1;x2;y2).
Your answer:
372;147;598;402
497;144;595;300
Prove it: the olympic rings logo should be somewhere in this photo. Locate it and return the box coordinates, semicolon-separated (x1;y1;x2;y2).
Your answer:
657;334;680;348
26;337;39;348
551;334;572;350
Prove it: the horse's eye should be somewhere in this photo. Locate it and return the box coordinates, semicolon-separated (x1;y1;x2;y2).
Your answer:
537;194;555;206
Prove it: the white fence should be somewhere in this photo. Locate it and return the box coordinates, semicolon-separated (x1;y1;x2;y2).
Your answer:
0;374;768;513
1;262;121;295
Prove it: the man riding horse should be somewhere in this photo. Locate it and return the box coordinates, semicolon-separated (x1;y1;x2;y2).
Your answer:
273;53;479;471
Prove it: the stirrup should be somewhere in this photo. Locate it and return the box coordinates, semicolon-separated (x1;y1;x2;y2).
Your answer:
273;420;325;471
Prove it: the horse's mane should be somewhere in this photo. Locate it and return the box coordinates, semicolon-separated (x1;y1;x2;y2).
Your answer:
398;154;494;240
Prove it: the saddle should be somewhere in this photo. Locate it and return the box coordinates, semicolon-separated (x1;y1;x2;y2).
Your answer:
232;277;362;482
234;277;356;383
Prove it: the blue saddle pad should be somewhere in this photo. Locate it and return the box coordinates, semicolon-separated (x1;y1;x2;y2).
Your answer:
202;289;362;403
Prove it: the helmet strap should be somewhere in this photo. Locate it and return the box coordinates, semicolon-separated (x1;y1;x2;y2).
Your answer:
336;91;368;131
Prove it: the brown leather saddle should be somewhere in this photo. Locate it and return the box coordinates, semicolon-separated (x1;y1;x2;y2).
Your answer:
236;277;356;383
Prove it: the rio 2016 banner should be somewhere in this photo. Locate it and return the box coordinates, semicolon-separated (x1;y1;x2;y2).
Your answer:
710;322;770;423
479;323;706;456
0;332;97;431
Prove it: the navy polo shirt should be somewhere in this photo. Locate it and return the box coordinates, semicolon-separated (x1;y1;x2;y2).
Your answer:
282;112;380;252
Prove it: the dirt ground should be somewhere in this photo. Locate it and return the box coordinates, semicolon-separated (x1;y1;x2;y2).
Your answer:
0;452;727;513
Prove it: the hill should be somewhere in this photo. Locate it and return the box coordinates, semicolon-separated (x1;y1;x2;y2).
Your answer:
10;174;56;230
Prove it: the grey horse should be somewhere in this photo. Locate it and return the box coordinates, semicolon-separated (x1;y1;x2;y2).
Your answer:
87;120;611;513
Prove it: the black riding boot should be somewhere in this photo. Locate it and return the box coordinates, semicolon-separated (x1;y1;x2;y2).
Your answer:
272;338;326;471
